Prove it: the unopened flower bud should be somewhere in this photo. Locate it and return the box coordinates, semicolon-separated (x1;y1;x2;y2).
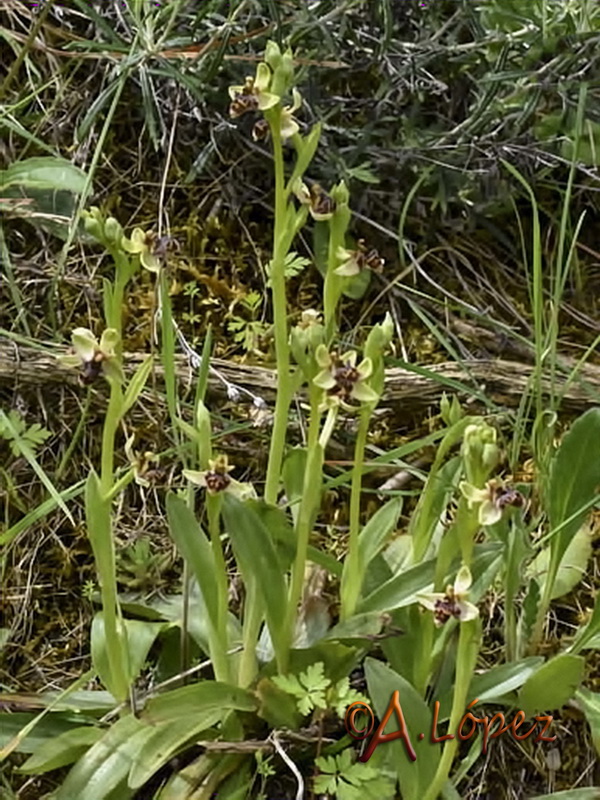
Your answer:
104;216;123;246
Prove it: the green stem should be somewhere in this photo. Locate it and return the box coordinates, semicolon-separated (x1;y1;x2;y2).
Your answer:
207;494;231;683
282;392;323;669
100;385;121;492
422;618;481;800
340;408;370;621
264;120;293;506
104;468;135;503
239;580;262;686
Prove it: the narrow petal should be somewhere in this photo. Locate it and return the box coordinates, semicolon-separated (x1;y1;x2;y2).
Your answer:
454;565;472;595
72;328;97;362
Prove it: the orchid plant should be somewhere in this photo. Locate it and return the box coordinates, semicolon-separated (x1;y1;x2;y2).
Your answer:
12;40;599;800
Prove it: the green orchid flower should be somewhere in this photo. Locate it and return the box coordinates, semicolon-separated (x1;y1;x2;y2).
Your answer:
334;241;385;277
62;327;123;385
417;565;479;627
460;479;525;526
228;62;280;118
313;345;379;410
184;454;256;500
292;179;335;221
122;228;160;273
125;435;159;487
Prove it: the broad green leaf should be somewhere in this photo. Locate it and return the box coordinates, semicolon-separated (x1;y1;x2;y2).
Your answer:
54;715;149;800
122;619;167;684
256;677;303;729
18;726;102;774
518;653;585;717
358;558;436;614
165;494;219;631
251;497;341;577
85;471;130;703
468;657;544;705
221;494;288;662
365;658;440;800
282;447;307;520
122;355;153;415
0;157;88;193
527;524;592;600
575;687;600;756
262;642;361;685
128;713;221;789
0;689;115;714
0;667;97;760
358;543;501;614
0;712;86;754
90;614;130;703
358;496;403;572
325;612;388;642
142;681;255;725
548;408;600;566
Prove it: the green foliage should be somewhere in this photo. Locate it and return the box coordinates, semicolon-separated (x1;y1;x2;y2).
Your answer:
0;409;51;457
4;6;600;795
272;661;366;717
314;748;396;800
518;653;585;717
273;662;330;716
